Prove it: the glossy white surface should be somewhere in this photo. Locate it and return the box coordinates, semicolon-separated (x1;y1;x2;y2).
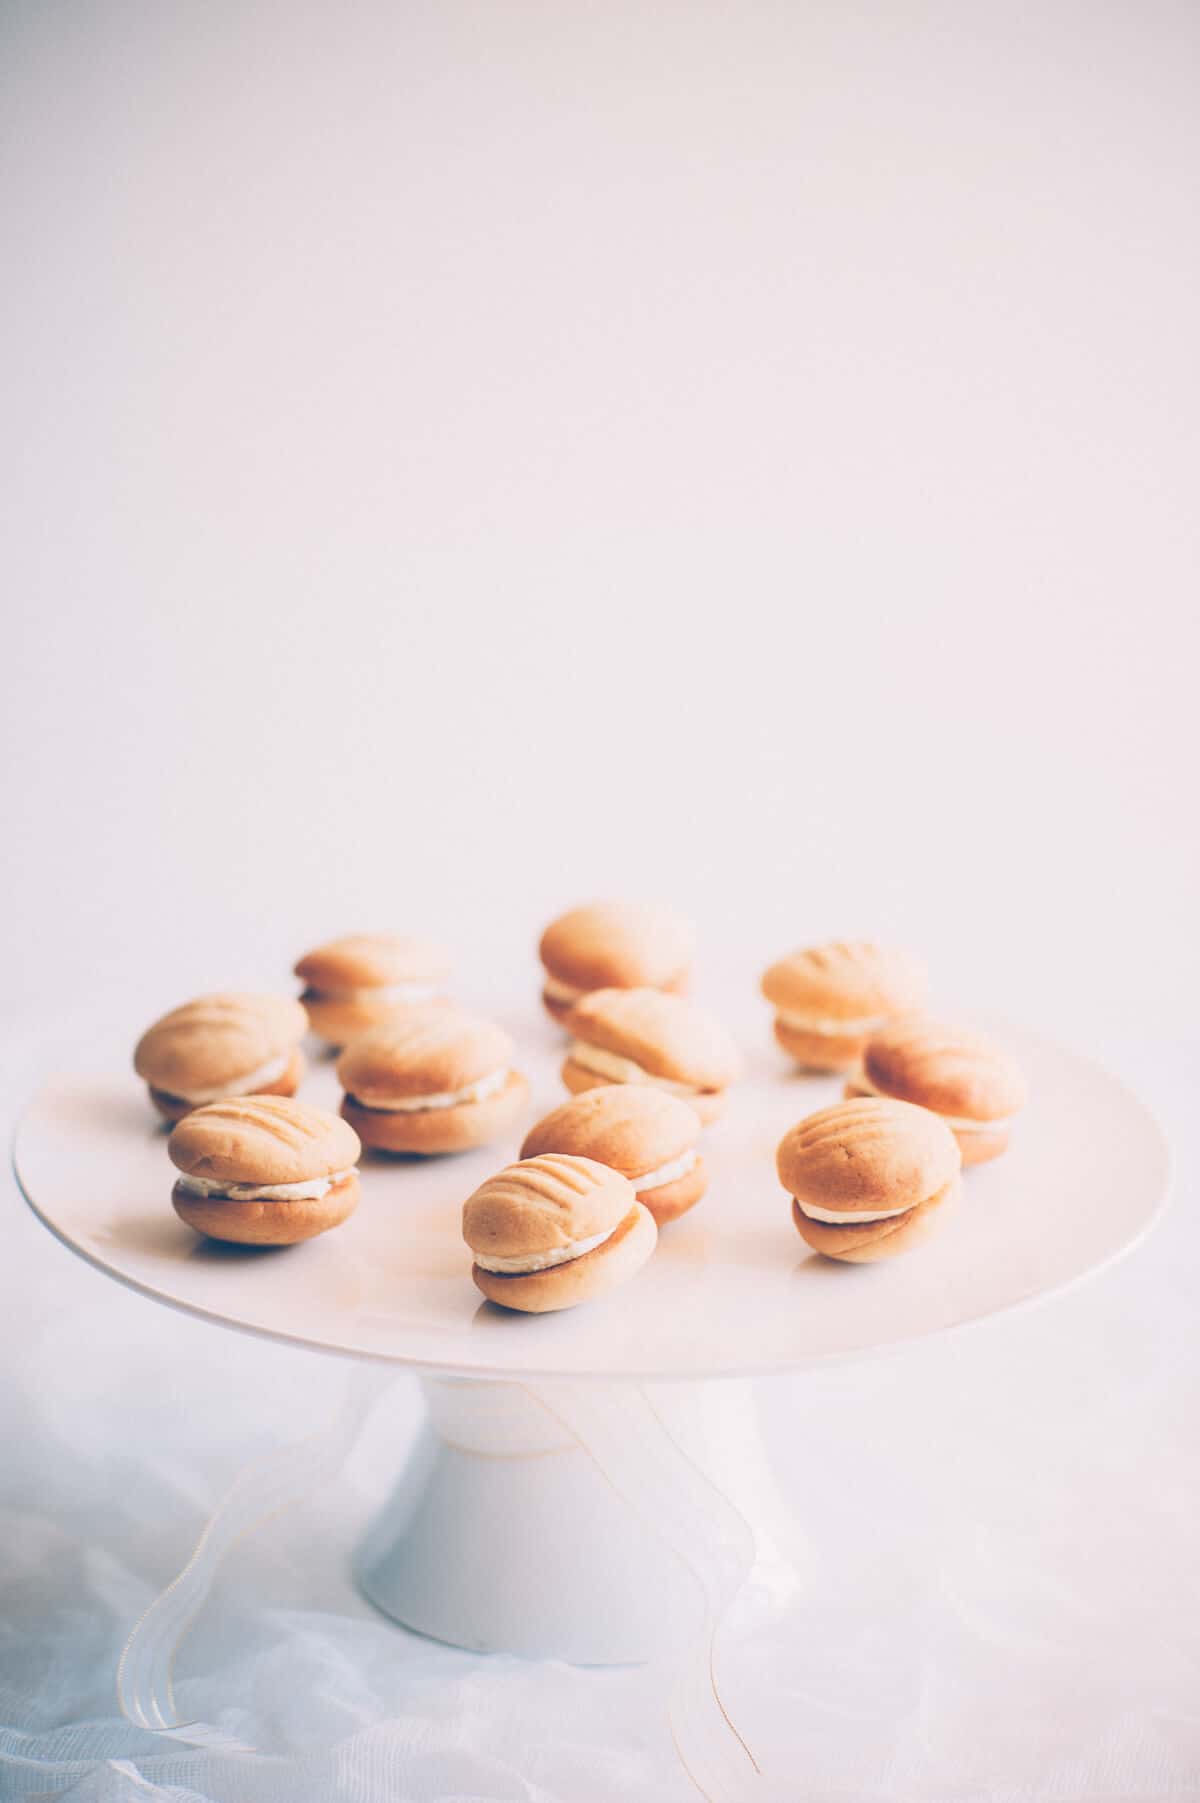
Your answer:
14;1017;1169;1380
357;1375;802;1664
357;1379;691;1661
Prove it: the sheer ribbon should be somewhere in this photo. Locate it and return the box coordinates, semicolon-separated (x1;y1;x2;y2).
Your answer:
116;1364;782;1798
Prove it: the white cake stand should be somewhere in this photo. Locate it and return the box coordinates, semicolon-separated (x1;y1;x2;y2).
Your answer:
13;1016;1170;1669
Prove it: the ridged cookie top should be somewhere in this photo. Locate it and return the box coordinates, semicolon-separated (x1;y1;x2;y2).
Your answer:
169;1096;361;1184
539;903;695;990
777;1098;960;1210
520;1086;700;1177
294;933;452;990
462;1155;636;1256
863;1018;1027;1122
761;940;926;1019
337;1009;513;1101
566;989;742;1089
134;994;308;1092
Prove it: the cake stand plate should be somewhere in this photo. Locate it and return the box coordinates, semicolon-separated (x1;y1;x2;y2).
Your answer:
12;1018;1170;1664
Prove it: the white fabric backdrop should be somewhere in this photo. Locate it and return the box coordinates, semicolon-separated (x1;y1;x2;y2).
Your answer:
2;1018;1195;1802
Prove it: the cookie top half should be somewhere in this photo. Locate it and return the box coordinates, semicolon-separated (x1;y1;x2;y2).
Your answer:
462;1154;636;1258
539;903;694;991
863;1018;1027;1123
169;1096;360;1185
777;1097;960;1212
566;988;741;1089
521;1085;700;1177
761;940;926;1021
295;932;451;992
338;1009;513;1102
135;993;307;1094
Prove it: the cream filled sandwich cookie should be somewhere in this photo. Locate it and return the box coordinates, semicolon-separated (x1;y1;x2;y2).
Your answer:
562;987;742;1126
338;1008;529;1155
463;1154;657;1312
761;939;927;1073
168;1096;361;1246
134;993;308;1122
538;902;695;1024
846;1017;1028;1167
295;933;452;1047
520;1085;705;1226
779;1097;961;1263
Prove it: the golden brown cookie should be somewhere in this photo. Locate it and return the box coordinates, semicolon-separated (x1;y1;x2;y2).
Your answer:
761;940;927;1072
463;1154;657;1312
520;1086;705;1225
168;1096;361;1245
338;1008;528;1155
295;933;452;1046
135;994;308;1121
538;903;694;1022
777;1096;960;1262
562;987;741;1124
846;1017;1027;1166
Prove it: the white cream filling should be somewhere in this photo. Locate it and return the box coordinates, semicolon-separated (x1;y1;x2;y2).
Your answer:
168;1053;291;1105
473;1225;616;1275
776;1009;889;1037
848;1069;1016;1134
568;1040;702;1098
542;974;586;1005
310;981;439;1005
634;1146;698;1191
352;1067;509;1113
795;1195;914;1224
175;1167;354;1203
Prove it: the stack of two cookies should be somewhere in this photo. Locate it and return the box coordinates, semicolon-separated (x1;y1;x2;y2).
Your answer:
464;1153;659;1314
159;1003;531;1249
338;1008;528;1156
134;992;362;1249
161;1004;533;1248
134;994;310;1121
460;1064;712;1316
168;1097;363;1246
767;943;1027;1263
537;901;695;1021
463;981;741;1314
779;1097;962;1264
561;987;742;1125
294;933;452;1048
844;1018;1027;1168
295;932;535;1158
764;940;1028;1274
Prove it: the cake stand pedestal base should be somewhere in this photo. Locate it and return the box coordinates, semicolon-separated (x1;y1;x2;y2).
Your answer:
357;1374;802;1665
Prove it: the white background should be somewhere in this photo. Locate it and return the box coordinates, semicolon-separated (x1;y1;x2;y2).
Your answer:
2;3;1198;1799
4;0;1198;1034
